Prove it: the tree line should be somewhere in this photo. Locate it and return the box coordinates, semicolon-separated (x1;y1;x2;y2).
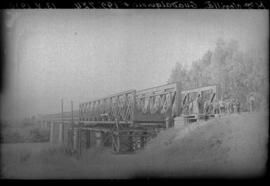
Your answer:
168;39;268;110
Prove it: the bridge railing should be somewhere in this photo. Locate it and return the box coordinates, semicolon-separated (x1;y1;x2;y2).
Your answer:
79;82;182;124
133;82;181;123
79;90;136;122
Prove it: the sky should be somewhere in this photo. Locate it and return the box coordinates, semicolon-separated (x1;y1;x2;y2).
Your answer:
0;10;268;122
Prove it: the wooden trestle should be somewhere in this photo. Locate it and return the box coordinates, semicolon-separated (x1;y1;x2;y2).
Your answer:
66;120;163;155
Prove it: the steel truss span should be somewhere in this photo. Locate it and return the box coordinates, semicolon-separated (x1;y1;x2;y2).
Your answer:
41;82;220;154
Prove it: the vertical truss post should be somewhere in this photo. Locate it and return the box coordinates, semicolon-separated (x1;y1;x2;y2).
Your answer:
131;91;136;123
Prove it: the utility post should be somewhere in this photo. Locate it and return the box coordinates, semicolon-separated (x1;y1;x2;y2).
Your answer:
71;100;74;151
71;100;74;125
59;99;64;144
50;121;54;144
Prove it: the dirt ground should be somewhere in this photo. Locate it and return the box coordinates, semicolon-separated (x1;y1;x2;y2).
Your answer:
1;112;268;179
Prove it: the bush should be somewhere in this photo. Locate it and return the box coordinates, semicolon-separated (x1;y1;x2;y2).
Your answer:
1;127;49;143
1;129;25;143
28;128;50;142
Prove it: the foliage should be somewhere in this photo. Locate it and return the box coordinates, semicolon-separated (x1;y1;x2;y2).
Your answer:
168;39;268;108
1;129;25;143
28;128;50;142
1;125;50;143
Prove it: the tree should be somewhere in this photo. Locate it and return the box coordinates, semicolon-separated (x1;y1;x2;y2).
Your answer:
168;39;267;108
